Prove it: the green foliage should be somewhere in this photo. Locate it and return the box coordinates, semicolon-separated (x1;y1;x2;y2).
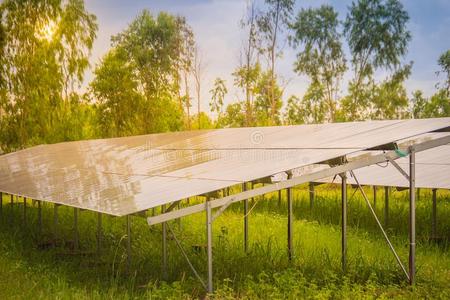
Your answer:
233;63;261;126
90;10;186;137
412;89;450;118
222;102;247;128
191;112;214;130
90;48;143;137
344;0;411;77
0;0;97;151
342;0;411;121
370;63;412;119
254;71;283;126
256;0;294;125
209;77;227;116
285;82;327;124
228;64;283;127
437;49;450;95
290;5;346;122
0;188;449;298
412;51;450;119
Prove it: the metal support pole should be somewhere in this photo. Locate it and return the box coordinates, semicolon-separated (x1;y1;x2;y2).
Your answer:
341;173;347;272
384;187;389;227
243;182;248;252
53;204;59;243
10;194;13;221
206;200;213;294
409;148;416;285
126;215;132;271
309;182;315;210
97;212;102;256
23;197;27;225
38;200;42;235
161;205;167;279
287;175;293;261
373;186;377;209
278;190;282;207
0;192;3;217
432;188;437;239
74;208;79;251
176;202;181;228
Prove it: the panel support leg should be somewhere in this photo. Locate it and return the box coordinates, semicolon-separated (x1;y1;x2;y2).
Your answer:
341;173;347;272
38;200;42;235
126;215;132;271
384;187;389;227
373;186;377;209
287;178;293;261
161;205;168;280
278;190;282;207
74;208;79;251
10;194;13;223
97;212;102;256
243;183;248;253
23;197;27;225
53;204;59;244
206;201;213;294
309;182;315;210
432;188;437;239
409;148;416;285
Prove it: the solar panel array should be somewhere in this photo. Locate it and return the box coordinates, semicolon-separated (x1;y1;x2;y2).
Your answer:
0;118;448;216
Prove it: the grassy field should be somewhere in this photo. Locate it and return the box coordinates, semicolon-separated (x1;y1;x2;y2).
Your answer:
0;184;449;299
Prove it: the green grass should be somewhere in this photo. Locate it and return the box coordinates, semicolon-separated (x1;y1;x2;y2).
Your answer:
0;185;449;299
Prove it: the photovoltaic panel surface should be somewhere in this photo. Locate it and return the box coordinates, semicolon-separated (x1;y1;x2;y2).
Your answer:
0;118;448;215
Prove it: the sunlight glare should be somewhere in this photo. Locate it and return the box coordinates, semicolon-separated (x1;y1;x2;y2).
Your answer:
36;19;57;42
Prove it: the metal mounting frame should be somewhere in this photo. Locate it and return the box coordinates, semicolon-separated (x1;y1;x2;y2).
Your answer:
147;134;450;292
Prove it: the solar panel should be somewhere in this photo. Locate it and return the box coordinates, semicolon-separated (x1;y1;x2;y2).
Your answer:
0;118;448;216
316;144;450;189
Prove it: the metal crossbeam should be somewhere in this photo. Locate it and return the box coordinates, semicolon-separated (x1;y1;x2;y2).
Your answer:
148;151;399;226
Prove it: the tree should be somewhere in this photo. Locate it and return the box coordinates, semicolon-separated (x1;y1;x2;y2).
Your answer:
437;50;450;95
285;81;327;124
411;90;428;119
92;10;185;136
222;102;246;128
209;78;227;117
235;0;260;126
178;16;195;130
425;89;450;117
290;5;346;122
191;112;214;130
254;70;283;125
370;64;411;119
192;46;207;129
90;48;143;137
257;0;294;125
343;0;411;120
0;0;97;151
412;89;450;118
412;52;450;119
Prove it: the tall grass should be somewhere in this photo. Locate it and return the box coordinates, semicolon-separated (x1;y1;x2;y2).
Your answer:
0;185;449;299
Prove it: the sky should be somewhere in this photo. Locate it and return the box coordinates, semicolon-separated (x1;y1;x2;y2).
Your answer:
83;0;450;115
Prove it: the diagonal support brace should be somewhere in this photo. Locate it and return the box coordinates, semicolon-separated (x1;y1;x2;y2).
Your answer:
387;157;410;181
350;170;410;281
